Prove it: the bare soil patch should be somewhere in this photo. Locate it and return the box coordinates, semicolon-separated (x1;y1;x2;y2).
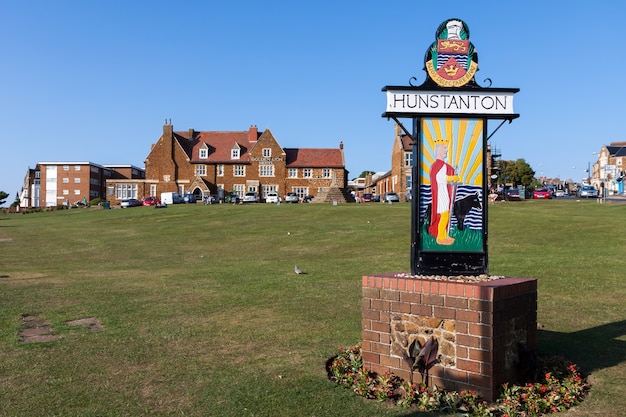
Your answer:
19;313;58;343
66;317;105;332
19;314;104;343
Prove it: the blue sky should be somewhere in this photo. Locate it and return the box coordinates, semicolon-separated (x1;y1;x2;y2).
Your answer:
1;1;624;205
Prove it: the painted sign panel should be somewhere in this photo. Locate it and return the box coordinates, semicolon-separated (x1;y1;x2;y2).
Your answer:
419;118;483;252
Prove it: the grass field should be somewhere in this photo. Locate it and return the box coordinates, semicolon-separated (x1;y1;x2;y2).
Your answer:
0;200;625;416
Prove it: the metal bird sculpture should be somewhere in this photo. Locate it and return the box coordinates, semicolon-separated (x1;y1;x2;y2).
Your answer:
294;265;305;275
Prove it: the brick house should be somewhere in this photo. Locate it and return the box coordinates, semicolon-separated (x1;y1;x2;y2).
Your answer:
20;162;145;208
367;124;413;201
106;122;349;203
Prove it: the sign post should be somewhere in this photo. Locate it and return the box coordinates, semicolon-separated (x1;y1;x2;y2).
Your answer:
383;18;519;275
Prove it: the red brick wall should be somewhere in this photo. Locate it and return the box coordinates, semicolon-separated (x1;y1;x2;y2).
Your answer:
361;273;537;402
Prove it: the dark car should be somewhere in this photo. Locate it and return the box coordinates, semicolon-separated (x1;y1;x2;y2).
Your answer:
505;188;520;198
204;195;218;205
182;194;197;203
225;193;240;204
362;193;373;202
121;198;142;208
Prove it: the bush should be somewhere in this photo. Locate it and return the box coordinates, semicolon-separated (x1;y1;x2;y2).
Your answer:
327;344;589;416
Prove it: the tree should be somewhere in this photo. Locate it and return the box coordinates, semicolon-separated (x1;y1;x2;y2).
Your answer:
352;171;375;181
0;191;8;207
499;159;535;187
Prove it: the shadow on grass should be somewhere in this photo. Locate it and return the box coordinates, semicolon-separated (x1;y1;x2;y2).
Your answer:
537;320;626;375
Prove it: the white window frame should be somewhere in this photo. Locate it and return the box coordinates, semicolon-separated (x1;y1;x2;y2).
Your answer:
116;184;137;199
231;149;240;160
259;165;274;177
233;184;245;197
263;148;271;157
288;168;298;178
199;148;208;159
261;185;278;199
195;165;207;176
322;168;331;178
293;187;308;199
405;152;413;167
217;165;224;176
303;168;312;178
234;165;245;176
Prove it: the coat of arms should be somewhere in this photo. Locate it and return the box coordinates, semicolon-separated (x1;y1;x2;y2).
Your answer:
425;18;478;87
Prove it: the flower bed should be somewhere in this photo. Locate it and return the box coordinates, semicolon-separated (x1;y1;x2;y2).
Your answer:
327;344;589;416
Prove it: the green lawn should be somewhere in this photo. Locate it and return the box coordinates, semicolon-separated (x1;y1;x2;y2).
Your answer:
0;200;624;416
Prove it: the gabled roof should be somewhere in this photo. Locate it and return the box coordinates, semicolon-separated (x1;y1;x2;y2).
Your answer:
169;126;344;168
178;130;256;163
606;145;626;157
284;148;344;168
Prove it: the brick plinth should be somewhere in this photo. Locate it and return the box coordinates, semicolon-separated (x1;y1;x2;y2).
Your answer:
362;273;537;402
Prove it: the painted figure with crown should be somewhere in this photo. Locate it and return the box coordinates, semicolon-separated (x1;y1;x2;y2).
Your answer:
428;138;460;245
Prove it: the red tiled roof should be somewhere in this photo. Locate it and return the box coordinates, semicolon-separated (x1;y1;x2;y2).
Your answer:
284;148;344;168
176;130;256;163
174;127;344;168
401;135;413;152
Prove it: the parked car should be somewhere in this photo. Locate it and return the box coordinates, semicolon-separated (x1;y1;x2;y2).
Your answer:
505;188;520;198
120;198;142;208
555;189;566;198
142;196;160;206
362;193;373;202
285;192;299;203
225;193;240;204
243;192;260;203
203;195;218;205
265;192;279;203
384;192;400;202
577;185;598;198
182;193;197;203
533;188;551;199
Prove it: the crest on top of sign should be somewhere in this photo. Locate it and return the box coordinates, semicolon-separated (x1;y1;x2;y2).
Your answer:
424;18;478;88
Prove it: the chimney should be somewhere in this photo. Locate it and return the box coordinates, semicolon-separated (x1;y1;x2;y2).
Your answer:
249;125;258;142
163;121;173;138
188;128;194;140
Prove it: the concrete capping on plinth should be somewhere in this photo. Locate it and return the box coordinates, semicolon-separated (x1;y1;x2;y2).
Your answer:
361;273;537;402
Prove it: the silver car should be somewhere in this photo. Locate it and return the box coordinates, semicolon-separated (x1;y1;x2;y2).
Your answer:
578;186;598;198
384;192;400;202
243;192;260;203
285;193;299;203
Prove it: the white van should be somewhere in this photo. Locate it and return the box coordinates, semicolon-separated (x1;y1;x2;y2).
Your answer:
160;192;182;205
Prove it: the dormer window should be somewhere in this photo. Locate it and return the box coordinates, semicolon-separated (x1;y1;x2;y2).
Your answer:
199;147;208;159
231;149;240;159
